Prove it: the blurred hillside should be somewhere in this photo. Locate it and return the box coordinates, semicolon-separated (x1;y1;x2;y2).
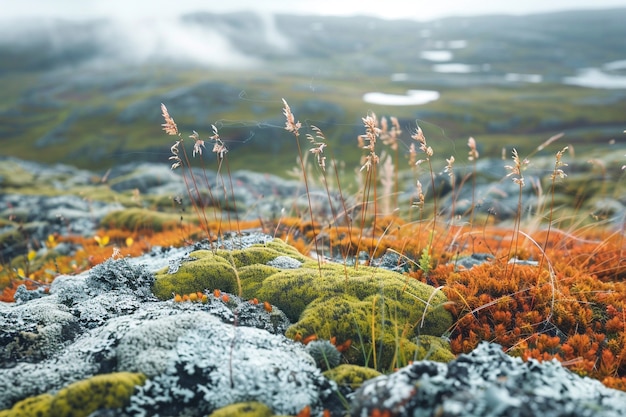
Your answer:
0;8;625;174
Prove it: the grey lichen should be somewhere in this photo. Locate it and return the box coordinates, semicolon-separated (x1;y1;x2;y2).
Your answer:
306;339;342;371
87;257;155;300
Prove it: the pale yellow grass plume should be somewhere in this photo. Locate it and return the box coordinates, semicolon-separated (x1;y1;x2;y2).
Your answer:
306;125;327;171
209;124;228;159
282;98;301;137
380;116;402;150
413;179;425;210
161;103;178;136
189;131;205;157
359;112;380;172
412;125;433;164
551;147;569;181
467;136;479;161
444;156;455;183
505;148;528;187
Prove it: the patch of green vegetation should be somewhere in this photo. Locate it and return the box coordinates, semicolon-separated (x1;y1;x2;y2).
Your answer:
3;59;624;178
153;238;453;370
100;208;185;232
323;364;382;389
0;372;146;417
207;402;274;417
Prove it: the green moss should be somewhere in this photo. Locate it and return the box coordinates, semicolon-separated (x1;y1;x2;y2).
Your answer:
323;364;382;389
207;402;274;417
260;263;452;334
152;251;239;298
152;239;306;300
0;372;146;417
151;238;453;370
237;264;280;295
414;335;456;363
100;208;182;231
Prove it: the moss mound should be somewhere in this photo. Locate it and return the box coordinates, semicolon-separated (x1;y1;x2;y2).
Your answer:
0;372;146;417
323;364;382;389
152;238;454;370
100;208;182;231
208;401;274;417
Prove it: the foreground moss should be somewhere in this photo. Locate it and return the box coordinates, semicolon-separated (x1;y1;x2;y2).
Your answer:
0;372;146;417
208;402;274;417
153;238;454;370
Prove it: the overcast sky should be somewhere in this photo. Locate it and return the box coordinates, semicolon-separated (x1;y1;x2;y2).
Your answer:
2;0;625;21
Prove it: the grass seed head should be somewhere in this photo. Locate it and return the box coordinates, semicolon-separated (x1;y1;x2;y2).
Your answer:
160;103;178;136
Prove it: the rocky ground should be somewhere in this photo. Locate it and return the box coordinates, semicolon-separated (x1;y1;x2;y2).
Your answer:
1;156;625;416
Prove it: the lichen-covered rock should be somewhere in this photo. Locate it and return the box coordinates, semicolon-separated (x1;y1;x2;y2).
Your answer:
124;312;335;416
0;239;302;414
350;342;626;417
0;303;334;415
0;297;80;367
86;257;155;300
0;372;145;417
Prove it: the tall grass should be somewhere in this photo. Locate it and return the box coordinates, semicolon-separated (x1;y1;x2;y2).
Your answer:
154;99;626;383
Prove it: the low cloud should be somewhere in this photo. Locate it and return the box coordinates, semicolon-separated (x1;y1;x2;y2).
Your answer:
0;12;294;70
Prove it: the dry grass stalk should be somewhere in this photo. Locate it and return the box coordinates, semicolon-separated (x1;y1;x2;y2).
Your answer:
282;99;322;272
412;125;437;254
161;104;214;243
356;113;381;264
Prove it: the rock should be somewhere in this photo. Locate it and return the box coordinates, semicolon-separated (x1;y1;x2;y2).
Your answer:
0;238;339;416
107;163;185;195
123;311;333;416
0;296;80;367
350;341;626;417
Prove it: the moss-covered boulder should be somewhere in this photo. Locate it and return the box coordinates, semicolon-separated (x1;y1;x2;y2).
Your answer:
0;372;146;417
152;238;453;370
100;208;183;231
152;239;308;299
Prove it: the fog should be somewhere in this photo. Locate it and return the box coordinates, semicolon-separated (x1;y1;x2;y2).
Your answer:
0;12;294;69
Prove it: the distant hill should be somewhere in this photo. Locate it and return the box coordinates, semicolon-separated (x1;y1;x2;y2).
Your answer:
0;9;625;173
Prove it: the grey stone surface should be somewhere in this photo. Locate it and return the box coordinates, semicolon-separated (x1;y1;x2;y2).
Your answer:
0;243;326;416
350;341;626;417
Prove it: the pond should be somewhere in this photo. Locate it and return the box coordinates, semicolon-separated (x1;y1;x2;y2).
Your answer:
362;90;440;106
